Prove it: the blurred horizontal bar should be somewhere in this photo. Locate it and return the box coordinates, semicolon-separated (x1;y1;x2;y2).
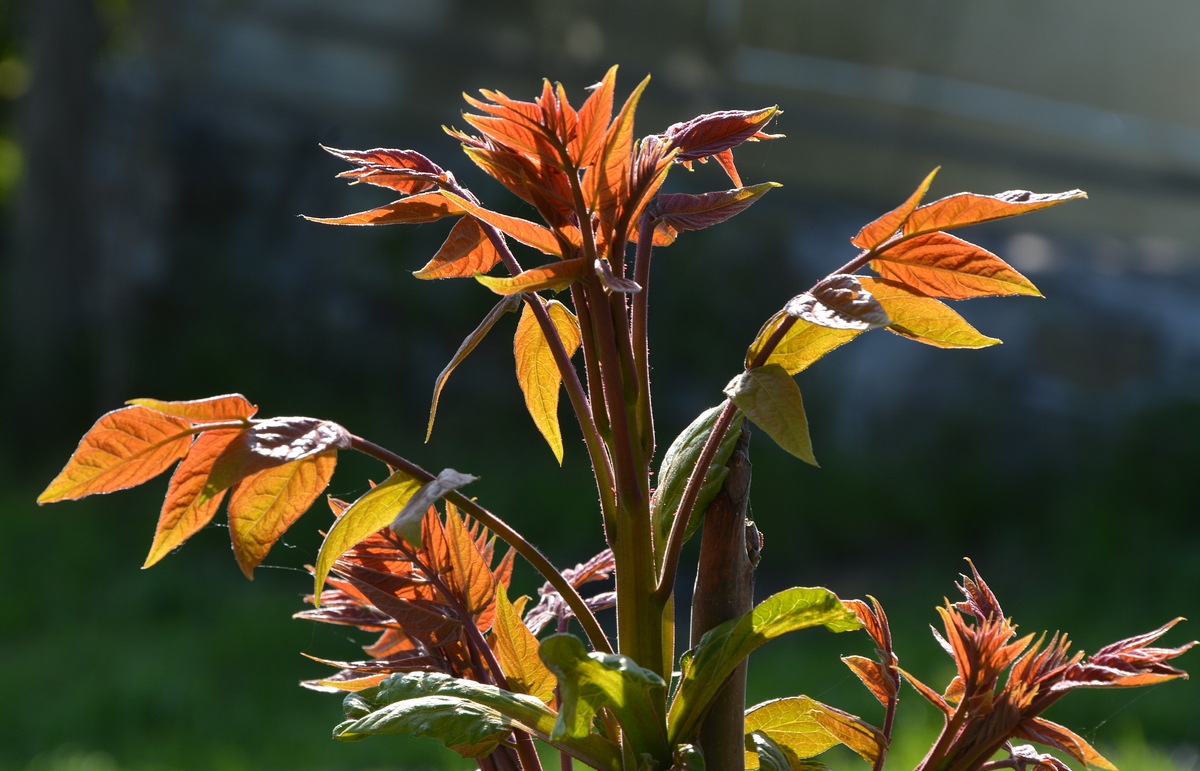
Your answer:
733;46;1200;169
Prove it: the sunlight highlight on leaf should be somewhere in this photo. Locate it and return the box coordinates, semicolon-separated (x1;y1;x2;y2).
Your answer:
514;300;582;463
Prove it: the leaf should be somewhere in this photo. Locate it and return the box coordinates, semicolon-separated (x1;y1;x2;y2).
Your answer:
857;277;1000;349
493;584;556;702
440;192;568;257
475;258;590;295
127;394;258;422
745;312;861;375
389;468;478;549
228;450;337;578
595;258;641;293
663;107;781;162
142;428;244;568
586;74;651;218
304;192;464;226
1015;717;1116;771
744;698;840;769
427;294;522;440
440;502;499;626
572;65;617;167
903;188;1087;237
784;274;891;331
414;217;503;279
539;633;669;758
339;671;622;771
871;231;1041;299
650;404;746;567
851;167;939;250
667;587;859;745
336;693;513;756
841;655;890;706
204;417;351;492
339;570;463;648
514;300;582;463
322;145;444;195
39;406;195;504
807;702;884;764
712;148;742;187
724;365;816;466
652;183;779;233
748;731;811;771
313;468;424;600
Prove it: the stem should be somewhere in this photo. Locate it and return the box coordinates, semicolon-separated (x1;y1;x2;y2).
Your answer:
915;703;969;771
348;434;613;654
631;214;655;458
572;283;612;445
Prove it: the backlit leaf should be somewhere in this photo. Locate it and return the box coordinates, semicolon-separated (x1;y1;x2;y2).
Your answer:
650;404;746;567
747;731;824;771
668;588;859;744
462;146;576;225
440;192;567;257
784;274;891;331
586;74;650;218
314;468;423;600
127;394;258;422
807;702;884;764
305;192;464;226
475;258;589;295
595;257;641;293
427;295;522;441
323;145;444;195
745;312;861;375
841;655;890;706
713;148;742;187
653;183;779;233
336;693;512;756
903;188;1087;237
664;107;781;162
871;231;1041;299
857;277;1000;349
389;468;478;549
851;168;939;250
204;417;350;492
514;300;582;463
142;428;243;568
1015;717;1116;771
572;65;617;167
493;584;556;702
228;450;337;579
724;365;816;466
744;698;840;769
414;217;502;279
440;502;498;627
39;406;194;503
539;633;668;758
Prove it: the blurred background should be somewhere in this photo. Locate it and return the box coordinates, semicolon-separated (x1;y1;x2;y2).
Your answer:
1;0;1198;769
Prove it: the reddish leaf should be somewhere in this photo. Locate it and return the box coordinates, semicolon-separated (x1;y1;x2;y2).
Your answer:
653;183;779;233
143;428;244;568
228;450;337;579
898;666;952;715
842;655;891;706
414;217;502;280
462;98;558;162
1015;717;1116;771
785;274;891;331
872;231;1041;299
127;394;258;423
39;406;194;504
851;167;939;250
323;146;444;195
461;146;575;225
712;148;742;187
903;188;1087;237
571;65;617;167
663;106;781;162
475;258;589;295
340;571;462;648
585;74;651;221
442;504;499;629
857;277;1001;349
628;219;678;247
440;192;569;257
304;192;464;226
808;702;886;765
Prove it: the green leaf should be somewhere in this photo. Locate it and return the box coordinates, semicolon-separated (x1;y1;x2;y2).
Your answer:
539;633;669;760
313;468;423;600
335;694;512;757
746;732;829;771
723;365;816;466
339;671;621;771
389;468;477;548
667;588;860;745
650;404;745;568
743;697;847;769
744;312;862;375
672;743;706;771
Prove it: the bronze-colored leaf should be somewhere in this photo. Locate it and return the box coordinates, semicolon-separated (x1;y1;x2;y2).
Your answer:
39;406;195;504
514;299;582;463
322;145;444;195
475;258;590;295
585;74;651;220
1015;717;1116;771
143;428;244;568
414;217;502;280
441;504;500;629
228;450;337;579
304;192;464;226
784;274;891;331
851;168;939;250
903;188;1087;237
127;394;258;423
841;656;890;706
653;183;779;233
857;277;1000;349
664;106;781;162
440;191;570;257
872;231;1041;299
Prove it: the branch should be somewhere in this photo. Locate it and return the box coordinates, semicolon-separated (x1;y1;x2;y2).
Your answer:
631;214;655;457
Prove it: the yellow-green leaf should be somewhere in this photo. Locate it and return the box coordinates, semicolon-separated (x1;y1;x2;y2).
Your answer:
476;259;589;295
493;584;556;702
744;698;840;770
127;394;258;422
723;364;817;466
745;312;862;375
857;277;1000;349
514;299;582;463
313;468;423;600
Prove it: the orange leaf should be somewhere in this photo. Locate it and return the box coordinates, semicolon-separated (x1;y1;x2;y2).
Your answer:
1016;717;1116;771
653;182;779;233
440;192;568;257
462;146;575;223
842;655;890;706
475;258;589;295
851;167;939;250
857;277;1000;349
514;299;582;463
206;417;351;489
304;191;464;226
712;148;742;187
414;217;502;280
628;220;679;247
442;503;498;629
664;106;781;162
585;74;651;220
228;450;337;579
39;406;194;503
572;65;617;167
872;231;1041;299
127;394;258;422
903;188;1086;237
323;146;444;195
808;702;886;765
143;428;244;568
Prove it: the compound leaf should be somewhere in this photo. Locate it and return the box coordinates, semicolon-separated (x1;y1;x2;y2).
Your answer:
414;217;502;279
871;231;1040;299
441;192;567;257
514;299;582;463
724;365;816;466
